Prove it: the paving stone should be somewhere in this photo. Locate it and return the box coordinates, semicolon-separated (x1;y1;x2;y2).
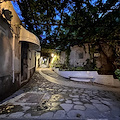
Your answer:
59;98;64;102
73;89;77;93
82;93;88;97
23;106;31;111
40;112;54;119
100;111;111;117
74;105;86;110
85;108;101;118
72;91;77;94
90;100;101;104
53;110;66;119
60;92;66;94
84;90;91;94
50;106;61;111
69;95;79;98
65;100;72;104
51;102;60;107
73;98;79;101
49;94;63;101
93;96;101;100
63;89;67;92
84;104;96;109
80;98;90;103
88;93;94;97
99;111;117;120
58;89;62;92
42;93;51;100
9;112;24;118
60;103;73;112
67;110;85;119
101;101;111;106
73;101;83;105
80;95;86;99
93;103;110;112
73;89;78;91
102;98;112;101
53;87;58;89
23;113;32;118
92;91;99;95
110;106;120;116
79;89;84;93
0;114;8;118
86;96;91;100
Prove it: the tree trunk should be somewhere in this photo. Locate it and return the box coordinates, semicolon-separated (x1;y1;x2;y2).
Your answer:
96;42;116;75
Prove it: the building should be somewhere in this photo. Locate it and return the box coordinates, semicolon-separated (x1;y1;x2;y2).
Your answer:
59;43;117;74
60;44;91;67
0;1;40;101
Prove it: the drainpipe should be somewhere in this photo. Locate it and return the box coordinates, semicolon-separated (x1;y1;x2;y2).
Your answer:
0;3;1;15
12;33;15;83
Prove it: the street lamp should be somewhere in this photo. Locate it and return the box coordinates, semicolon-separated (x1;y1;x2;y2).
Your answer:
51;53;54;57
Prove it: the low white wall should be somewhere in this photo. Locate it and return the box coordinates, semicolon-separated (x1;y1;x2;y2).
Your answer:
53;67;120;87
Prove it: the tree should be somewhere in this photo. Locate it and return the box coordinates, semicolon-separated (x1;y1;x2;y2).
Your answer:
17;0;120;48
17;0;120;74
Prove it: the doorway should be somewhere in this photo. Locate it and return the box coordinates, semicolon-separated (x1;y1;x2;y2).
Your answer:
21;42;29;81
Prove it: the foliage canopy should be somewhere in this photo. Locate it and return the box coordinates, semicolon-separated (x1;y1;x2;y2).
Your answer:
17;0;120;50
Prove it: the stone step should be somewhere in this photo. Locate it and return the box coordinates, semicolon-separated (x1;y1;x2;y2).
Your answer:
69;76;93;79
70;77;92;82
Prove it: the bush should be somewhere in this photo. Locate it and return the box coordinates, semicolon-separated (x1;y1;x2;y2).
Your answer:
114;69;120;81
74;67;84;71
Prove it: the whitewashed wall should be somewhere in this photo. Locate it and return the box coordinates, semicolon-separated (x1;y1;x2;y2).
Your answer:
53;68;120;87
60;44;90;67
70;45;90;67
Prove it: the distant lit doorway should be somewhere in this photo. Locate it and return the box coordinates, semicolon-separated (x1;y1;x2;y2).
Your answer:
40;56;49;68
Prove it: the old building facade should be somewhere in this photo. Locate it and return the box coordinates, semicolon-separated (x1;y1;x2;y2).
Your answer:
60;44;91;67
0;1;40;101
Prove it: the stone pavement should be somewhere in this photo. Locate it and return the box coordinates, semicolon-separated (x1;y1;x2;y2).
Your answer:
40;68;120;92
0;68;120;120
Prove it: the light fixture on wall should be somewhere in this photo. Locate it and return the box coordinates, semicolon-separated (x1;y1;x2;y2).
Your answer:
2;8;13;21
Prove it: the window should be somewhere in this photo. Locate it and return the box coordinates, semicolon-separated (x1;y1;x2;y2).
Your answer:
79;52;83;59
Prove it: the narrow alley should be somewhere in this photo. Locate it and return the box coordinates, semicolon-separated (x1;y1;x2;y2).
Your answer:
0;68;120;120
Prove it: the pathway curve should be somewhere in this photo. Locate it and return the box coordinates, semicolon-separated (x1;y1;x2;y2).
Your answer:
0;68;120;119
40;68;120;92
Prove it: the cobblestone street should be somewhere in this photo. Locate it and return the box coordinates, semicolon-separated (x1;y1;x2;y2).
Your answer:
0;68;120;120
